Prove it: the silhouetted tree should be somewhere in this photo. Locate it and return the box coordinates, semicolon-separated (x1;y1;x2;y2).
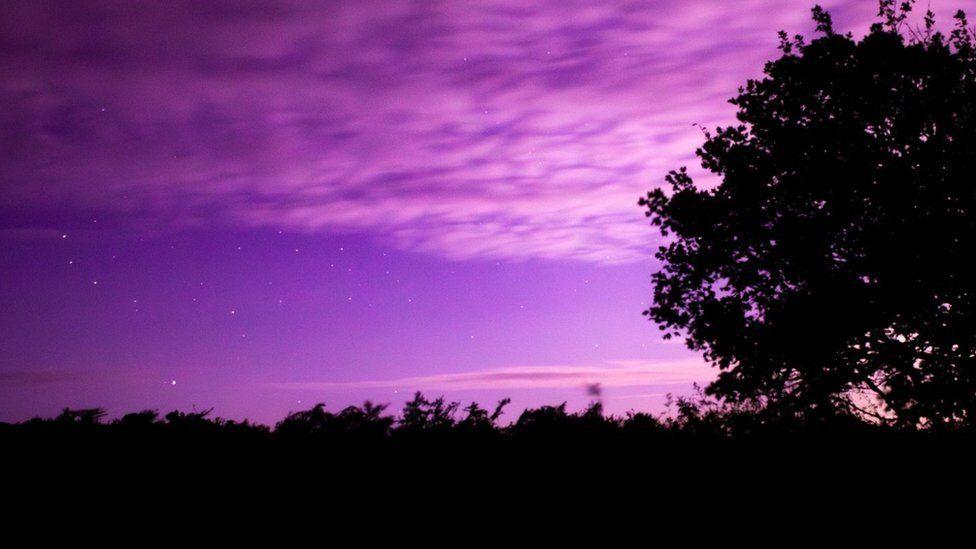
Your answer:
56;407;107;426
510;401;619;443
456;398;511;435
114;410;160;429
164;408;219;432
398;392;459;434
275;401;393;441
640;1;976;427
619;411;664;437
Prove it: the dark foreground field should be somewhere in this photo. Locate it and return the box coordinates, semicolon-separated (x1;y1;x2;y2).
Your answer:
7;399;976;530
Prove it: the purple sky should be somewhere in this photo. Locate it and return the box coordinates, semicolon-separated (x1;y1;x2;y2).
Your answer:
3;1;973;424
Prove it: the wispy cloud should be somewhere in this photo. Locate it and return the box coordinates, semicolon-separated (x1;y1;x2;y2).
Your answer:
0;227;65;242
270;358;713;392
0;370;85;387
2;0;941;262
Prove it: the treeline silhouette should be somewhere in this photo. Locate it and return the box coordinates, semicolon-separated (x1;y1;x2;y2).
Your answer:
6;390;976;453
9;393;976;500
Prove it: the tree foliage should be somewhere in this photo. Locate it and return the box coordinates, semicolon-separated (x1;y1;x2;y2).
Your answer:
640;1;976;427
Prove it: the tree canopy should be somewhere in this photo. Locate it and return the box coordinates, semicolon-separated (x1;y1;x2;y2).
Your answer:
640;1;976;427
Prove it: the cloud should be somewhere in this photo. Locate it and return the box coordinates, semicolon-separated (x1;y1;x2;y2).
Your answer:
2;0;951;263
0;227;65;241
0;370;84;387
269;358;714;392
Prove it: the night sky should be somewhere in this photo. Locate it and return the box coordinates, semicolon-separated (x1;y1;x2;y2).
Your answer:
3;1;971;423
